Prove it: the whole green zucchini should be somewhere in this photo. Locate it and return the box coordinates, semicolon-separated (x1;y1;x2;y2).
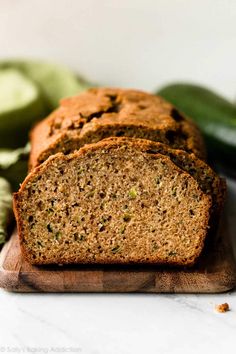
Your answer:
157;83;236;168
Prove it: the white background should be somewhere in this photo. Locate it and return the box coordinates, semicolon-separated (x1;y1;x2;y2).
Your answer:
1;0;236;99
0;1;236;353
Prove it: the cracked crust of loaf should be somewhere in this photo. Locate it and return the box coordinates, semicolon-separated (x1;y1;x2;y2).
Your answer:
29;88;206;169
14;138;211;266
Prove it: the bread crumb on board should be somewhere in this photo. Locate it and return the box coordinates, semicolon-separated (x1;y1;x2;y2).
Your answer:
215;303;230;313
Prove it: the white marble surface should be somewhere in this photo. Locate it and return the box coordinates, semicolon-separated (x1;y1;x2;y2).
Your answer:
0;290;236;354
1;1;236;352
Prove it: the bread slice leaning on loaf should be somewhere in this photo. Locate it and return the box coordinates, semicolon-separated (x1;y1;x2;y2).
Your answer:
106;137;226;222
29;88;206;169
14;138;214;266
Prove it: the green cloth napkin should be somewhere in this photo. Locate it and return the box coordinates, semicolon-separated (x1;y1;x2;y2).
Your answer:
0;177;13;245
0;60;92;148
0;143;30;191
0;143;30;245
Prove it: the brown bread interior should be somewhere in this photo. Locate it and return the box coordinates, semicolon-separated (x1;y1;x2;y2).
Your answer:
14;139;211;266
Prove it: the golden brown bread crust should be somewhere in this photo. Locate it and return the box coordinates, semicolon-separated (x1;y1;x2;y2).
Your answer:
29;88;206;169
14;137;212;266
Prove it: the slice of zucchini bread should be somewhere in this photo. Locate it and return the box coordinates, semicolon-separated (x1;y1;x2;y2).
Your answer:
29;88;206;169
106;137;226;220
14;138;212;266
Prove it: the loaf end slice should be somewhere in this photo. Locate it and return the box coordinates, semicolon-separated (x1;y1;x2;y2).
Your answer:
14;138;211;266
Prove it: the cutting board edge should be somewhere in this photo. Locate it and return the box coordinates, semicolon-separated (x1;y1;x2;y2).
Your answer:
0;220;236;293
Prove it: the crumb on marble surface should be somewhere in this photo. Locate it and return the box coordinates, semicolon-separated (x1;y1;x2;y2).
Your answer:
215;303;230;313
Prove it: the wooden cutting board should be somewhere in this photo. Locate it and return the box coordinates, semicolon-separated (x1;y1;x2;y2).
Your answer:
0;217;235;293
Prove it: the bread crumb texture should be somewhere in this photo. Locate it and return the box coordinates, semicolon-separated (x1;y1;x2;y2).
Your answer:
14;138;212;265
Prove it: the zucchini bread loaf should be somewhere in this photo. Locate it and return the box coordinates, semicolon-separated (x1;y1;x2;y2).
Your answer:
14;137;223;266
29;88;206;169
